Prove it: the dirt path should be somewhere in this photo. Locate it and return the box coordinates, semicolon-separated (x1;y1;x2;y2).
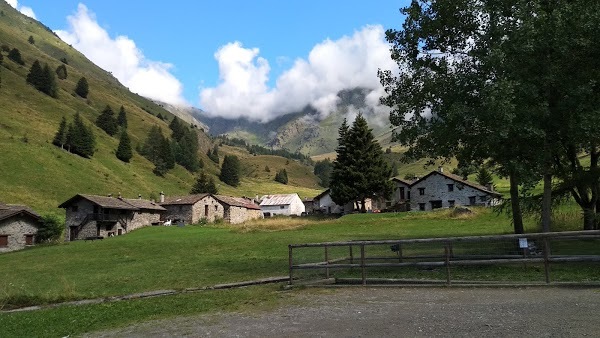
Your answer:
88;287;599;337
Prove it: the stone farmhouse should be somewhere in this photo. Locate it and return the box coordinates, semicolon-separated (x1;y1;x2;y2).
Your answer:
259;194;305;217
313;189;355;214
59;194;165;241
408;168;502;211
160;194;262;225
0;203;41;253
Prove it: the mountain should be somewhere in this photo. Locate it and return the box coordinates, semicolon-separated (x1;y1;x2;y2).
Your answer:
151;100;209;132
0;3;321;215
189;88;396;156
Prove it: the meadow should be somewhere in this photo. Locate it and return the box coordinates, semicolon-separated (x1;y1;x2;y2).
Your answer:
2;207;597;337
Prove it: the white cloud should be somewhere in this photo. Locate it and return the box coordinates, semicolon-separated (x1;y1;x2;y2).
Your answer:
55;4;186;105
200;25;396;122
6;0;37;19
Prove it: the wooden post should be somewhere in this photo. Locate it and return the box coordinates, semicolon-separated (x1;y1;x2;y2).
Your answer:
361;244;366;286
288;245;293;285
349;245;354;264
397;242;403;262
325;245;330;279
543;238;551;283
444;244;451;286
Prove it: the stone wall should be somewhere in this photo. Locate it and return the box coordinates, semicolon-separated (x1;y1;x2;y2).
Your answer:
130;211;161;231
162;205;194;224
410;172;495;211
191;196;223;223
0;215;39;253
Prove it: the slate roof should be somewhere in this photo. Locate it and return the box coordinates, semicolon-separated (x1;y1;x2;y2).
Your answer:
213;195;261;210
124;199;166;211
412;171;502;197
58;194;154;210
259;194;300;206
160;194;210;206
313;189;331;201
0;203;41;223
392;177;413;186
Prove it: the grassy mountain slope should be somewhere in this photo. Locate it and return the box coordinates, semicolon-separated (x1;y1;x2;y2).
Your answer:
0;3;321;214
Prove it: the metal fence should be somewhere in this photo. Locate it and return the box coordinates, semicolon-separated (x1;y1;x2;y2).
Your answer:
288;230;600;286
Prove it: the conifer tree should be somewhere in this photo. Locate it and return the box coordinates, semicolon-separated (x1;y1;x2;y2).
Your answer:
330;114;393;212
96;105;118;136
28;35;34;44
208;144;220;163
68;112;95;158
116;130;133;162
190;171;218;194
26;60;44;89
55;64;67;80
74;76;89;98
7;48;24;65
219;155;240;187
117;105;127;128
41;63;57;98
476;167;494;187
52;116;67;148
275;169;288;184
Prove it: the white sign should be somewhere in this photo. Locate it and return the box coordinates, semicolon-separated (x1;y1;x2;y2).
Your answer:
518;238;528;249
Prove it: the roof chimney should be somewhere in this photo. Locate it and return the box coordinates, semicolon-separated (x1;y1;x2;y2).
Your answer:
107;193;112;197
160;191;165;203
438;166;444;173
118;192;122;199
138;194;142;200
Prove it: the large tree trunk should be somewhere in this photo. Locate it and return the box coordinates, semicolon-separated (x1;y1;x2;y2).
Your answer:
583;208;596;231
361;198;367;213
509;173;524;234
541;173;552;232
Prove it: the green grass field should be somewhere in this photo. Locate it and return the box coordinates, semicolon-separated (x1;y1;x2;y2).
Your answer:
1;208;598;337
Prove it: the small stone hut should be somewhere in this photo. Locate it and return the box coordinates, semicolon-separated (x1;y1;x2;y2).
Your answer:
213;195;263;224
0;203;42;253
161;194;224;224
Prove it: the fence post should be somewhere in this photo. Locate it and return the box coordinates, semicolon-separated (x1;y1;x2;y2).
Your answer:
397;242;403;262
349;245;354;264
361;244;366;286
444;244;451;286
325;245;330;279
288;245;293;285
543;238;551;283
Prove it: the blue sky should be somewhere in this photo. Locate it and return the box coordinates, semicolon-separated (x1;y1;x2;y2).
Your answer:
8;0;408;121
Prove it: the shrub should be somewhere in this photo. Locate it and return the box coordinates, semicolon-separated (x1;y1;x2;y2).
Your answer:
36;214;63;243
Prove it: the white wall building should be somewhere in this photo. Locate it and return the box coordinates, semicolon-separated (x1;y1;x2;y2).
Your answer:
259;194;305;217
409;168;501;211
313;189;373;214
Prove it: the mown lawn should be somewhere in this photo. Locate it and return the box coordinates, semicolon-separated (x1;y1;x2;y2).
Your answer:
0;208;597;337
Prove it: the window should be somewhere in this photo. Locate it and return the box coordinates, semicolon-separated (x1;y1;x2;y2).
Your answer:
447;184;454;192
448;200;455;208
419;203;426;211
204;205;209;216
469;196;476;205
480;196;487;202
71;205;78;212
418;188;425;195
399;187;405;200
0;235;8;247
215;205;218;211
407;191;411;200
280;205;285;209
431;200;442;209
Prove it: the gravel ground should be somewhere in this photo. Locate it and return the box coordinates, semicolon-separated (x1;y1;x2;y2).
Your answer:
88;287;599;337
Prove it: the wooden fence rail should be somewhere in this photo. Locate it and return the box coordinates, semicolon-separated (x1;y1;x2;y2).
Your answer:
288;230;600;286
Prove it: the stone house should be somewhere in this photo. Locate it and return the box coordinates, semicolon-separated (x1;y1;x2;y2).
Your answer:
0;203;41;253
212;195;263;224
259;194;305;217
409;168;502;211
313;189;373;214
59;194;165;241
383;178;413;211
161;194;224;224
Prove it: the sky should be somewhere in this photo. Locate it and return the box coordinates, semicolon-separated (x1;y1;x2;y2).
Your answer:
7;0;408;122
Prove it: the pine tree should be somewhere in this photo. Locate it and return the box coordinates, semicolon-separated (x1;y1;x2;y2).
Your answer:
275;169;288;184
55;64;67;80
209;145;220;163
330;114;393;212
7;48;24;65
68;112;95;158
190;171;218;194
476;167;494;187
116;130;133;162
117;105;127;128
52;116;67;148
28;35;35;44
26;60;44;89
41;63;57;98
74;77;89;98
96;105;118;136
219;155;240;187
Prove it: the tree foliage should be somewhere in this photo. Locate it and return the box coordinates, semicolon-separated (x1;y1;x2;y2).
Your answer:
116;130;133;162
169;117;201;172
61;112;95;158
219;155;241;187
52;116;68;149
74;76;89;98
36;214;63;243
379;0;600;231
96;105;118;136
26;60;57;97
330;114;393;212
275;169;288;184
55;64;67;80
314;159;333;187
7;48;24;65
190;171;218;194
476;167;494;187
117;105;127;128
140;125;175;176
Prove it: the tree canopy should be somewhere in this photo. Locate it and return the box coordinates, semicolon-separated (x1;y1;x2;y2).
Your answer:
96;105;118;136
190;171;218;194
330;114;393;212
116;130;133;163
74;76;89;98
219;155;241;187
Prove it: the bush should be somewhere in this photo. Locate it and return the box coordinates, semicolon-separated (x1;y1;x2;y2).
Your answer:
37;214;63;243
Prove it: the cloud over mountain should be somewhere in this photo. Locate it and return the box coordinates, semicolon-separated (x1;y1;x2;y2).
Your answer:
200;25;396;123
6;0;36;19
55;4;186;105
